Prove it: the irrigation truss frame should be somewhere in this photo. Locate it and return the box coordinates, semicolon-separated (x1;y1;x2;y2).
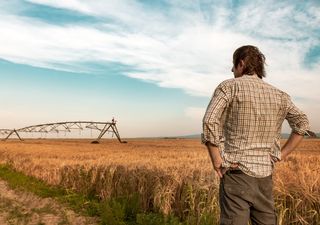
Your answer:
0;121;127;143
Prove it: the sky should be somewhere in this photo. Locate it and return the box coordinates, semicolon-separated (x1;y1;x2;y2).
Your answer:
0;0;319;138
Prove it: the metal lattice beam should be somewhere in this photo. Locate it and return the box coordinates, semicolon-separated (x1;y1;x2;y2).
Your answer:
1;121;126;143
0;129;13;135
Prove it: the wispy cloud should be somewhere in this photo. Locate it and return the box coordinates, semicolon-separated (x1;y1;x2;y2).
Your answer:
0;0;319;130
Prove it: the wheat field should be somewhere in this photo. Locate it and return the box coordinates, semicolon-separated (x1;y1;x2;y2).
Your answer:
0;138;319;224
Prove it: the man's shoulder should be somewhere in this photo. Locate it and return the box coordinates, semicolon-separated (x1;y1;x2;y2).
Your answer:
217;77;291;100
217;78;237;88
217;77;255;90
261;80;289;96
217;77;290;95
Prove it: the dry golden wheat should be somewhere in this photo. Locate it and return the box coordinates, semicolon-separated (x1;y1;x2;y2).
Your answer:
0;138;319;224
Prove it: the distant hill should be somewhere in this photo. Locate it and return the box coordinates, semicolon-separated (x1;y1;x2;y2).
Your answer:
160;134;200;139
281;133;291;139
176;134;201;139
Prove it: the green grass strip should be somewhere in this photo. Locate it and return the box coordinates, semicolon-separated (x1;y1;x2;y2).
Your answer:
0;164;66;197
0;164;186;225
0;164;100;216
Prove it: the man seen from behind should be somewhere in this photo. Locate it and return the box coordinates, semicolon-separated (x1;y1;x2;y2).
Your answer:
202;45;310;225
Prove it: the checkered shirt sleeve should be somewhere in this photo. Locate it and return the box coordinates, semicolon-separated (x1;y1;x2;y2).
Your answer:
202;81;231;146
284;94;310;135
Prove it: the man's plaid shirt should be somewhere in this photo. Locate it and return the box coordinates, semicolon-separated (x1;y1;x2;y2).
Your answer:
202;74;310;177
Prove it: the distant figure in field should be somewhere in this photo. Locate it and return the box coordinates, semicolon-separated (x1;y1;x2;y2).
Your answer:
202;45;310;225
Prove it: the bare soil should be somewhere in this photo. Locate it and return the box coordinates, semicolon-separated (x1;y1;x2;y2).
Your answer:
0;179;97;225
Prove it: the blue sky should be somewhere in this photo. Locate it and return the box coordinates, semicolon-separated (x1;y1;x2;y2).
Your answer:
0;0;319;137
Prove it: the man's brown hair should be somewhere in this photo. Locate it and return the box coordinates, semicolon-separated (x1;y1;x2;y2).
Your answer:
233;45;266;78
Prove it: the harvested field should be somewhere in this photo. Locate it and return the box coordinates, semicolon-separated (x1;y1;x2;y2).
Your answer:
0;138;319;224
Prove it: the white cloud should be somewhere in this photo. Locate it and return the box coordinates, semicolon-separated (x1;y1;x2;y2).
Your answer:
26;0;92;14
0;0;319;131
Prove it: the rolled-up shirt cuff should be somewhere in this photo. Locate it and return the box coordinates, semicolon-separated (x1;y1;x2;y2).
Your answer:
292;126;311;136
201;133;219;146
304;130;316;137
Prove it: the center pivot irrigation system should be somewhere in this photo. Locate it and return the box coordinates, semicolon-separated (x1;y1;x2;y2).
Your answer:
0;120;127;143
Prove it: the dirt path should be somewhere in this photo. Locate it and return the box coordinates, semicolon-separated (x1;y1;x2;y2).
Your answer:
0;179;98;225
